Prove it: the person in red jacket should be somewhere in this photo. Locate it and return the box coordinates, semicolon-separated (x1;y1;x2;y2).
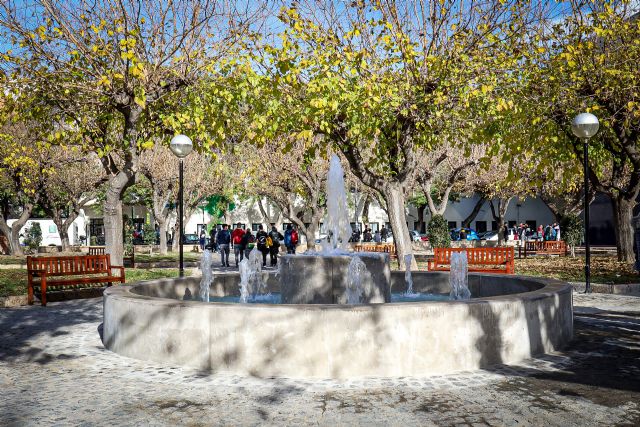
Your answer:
231;223;246;266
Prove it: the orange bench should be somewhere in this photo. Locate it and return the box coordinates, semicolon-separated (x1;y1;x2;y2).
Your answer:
354;243;397;259
427;247;515;274
27;254;125;306
519;241;567;258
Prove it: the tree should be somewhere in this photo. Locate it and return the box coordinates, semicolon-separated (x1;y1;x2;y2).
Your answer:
0;122;49;255
0;0;257;264
41;147;106;251
245;2;532;269
521;2;640;262
239;139;329;250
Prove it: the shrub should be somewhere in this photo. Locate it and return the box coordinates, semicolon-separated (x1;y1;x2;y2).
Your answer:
23;222;42;253
143;221;157;246
561;214;583;257
427;215;451;248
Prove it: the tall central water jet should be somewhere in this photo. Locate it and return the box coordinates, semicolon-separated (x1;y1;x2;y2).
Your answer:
279;153;391;304
322;154;353;253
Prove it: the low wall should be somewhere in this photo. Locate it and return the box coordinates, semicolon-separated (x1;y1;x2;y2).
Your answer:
103;272;573;378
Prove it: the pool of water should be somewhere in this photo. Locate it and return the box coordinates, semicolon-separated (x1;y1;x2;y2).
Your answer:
207;292;451;304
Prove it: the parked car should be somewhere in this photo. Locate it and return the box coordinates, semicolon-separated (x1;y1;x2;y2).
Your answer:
450;228;479;241
182;233;200;245
409;230;429;242
480;230;499;241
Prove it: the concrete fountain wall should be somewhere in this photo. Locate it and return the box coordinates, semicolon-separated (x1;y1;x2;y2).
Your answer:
103;272;573;378
279;253;391;304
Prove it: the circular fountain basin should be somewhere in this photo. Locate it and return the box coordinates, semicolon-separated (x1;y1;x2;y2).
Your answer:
103;271;573;378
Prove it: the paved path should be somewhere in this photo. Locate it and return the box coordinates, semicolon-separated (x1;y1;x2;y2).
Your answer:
1;293;639;426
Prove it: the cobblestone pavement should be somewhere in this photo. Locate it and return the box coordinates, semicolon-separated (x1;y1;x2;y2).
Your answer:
1;292;639;426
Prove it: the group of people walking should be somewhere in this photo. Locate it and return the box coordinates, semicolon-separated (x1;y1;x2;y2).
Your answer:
506;222;562;242
350;226;389;243
204;223;299;268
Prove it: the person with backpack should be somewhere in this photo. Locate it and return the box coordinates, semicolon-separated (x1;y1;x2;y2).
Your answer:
231;223;245;266
268;225;284;266
209;225;218;252
380;226;388;242
240;228;254;260
216;224;231;267
255;224;269;267
199;230;206;251
284;224;299;254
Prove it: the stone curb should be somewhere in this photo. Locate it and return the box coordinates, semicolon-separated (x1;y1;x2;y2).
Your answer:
0;294;28;308
570;282;640;296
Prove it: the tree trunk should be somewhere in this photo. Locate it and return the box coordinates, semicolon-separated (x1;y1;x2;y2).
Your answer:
383;183;417;270
52;210;70;252
489;197;513;246
0;203;34;256
171;222;179;251
462;197;486;228
157;218;168;255
361;196;370;226
611;195;635;263
416;204;426;233
104;171;133;266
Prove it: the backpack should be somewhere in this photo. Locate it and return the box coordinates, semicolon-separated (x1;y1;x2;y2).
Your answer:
291;229;298;245
257;233;267;247
284;230;292;246
266;236;273;247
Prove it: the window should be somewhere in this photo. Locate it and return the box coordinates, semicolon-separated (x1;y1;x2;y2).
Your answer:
319;222;326;234
508;221;517;228
526;220;536;230
448;221;457;230
492;221;498;231
350;222;363;231
475;221;487;233
251;223;260;232
385;222;391;230
413;222;420;231
282;222;292;231
48;224;57;233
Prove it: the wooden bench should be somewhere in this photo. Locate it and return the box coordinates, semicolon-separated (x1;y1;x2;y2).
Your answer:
27;254;125;306
354;243;397;259
427;247;515;274
519;241;568;258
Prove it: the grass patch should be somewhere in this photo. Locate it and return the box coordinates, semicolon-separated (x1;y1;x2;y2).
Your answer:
414;255;639;284
125;268;180;282
0;269;27;297
515;256;639;284
0;256;26;265
134;252;202;263
0;268;183;297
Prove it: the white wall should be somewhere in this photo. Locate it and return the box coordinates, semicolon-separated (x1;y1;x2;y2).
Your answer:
7;216;88;246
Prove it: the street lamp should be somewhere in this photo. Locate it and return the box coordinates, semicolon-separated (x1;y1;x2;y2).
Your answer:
170;134;193;277
571;113;599;293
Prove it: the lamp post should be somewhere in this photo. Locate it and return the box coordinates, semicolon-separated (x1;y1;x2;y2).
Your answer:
571;113;599;293
170;134;193;278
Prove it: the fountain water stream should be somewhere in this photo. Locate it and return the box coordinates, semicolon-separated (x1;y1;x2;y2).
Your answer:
199;250;212;302
404;254;417;296
239;248;266;303
449;251;471;300
323;154;353;253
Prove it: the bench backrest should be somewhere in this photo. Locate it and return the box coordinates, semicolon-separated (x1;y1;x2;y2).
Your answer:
433;247;514;265
355;243;396;254
88;246;106;255
525;241;566;251
27;255;112;276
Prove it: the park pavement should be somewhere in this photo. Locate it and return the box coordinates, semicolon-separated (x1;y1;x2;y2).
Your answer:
0;292;638;426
